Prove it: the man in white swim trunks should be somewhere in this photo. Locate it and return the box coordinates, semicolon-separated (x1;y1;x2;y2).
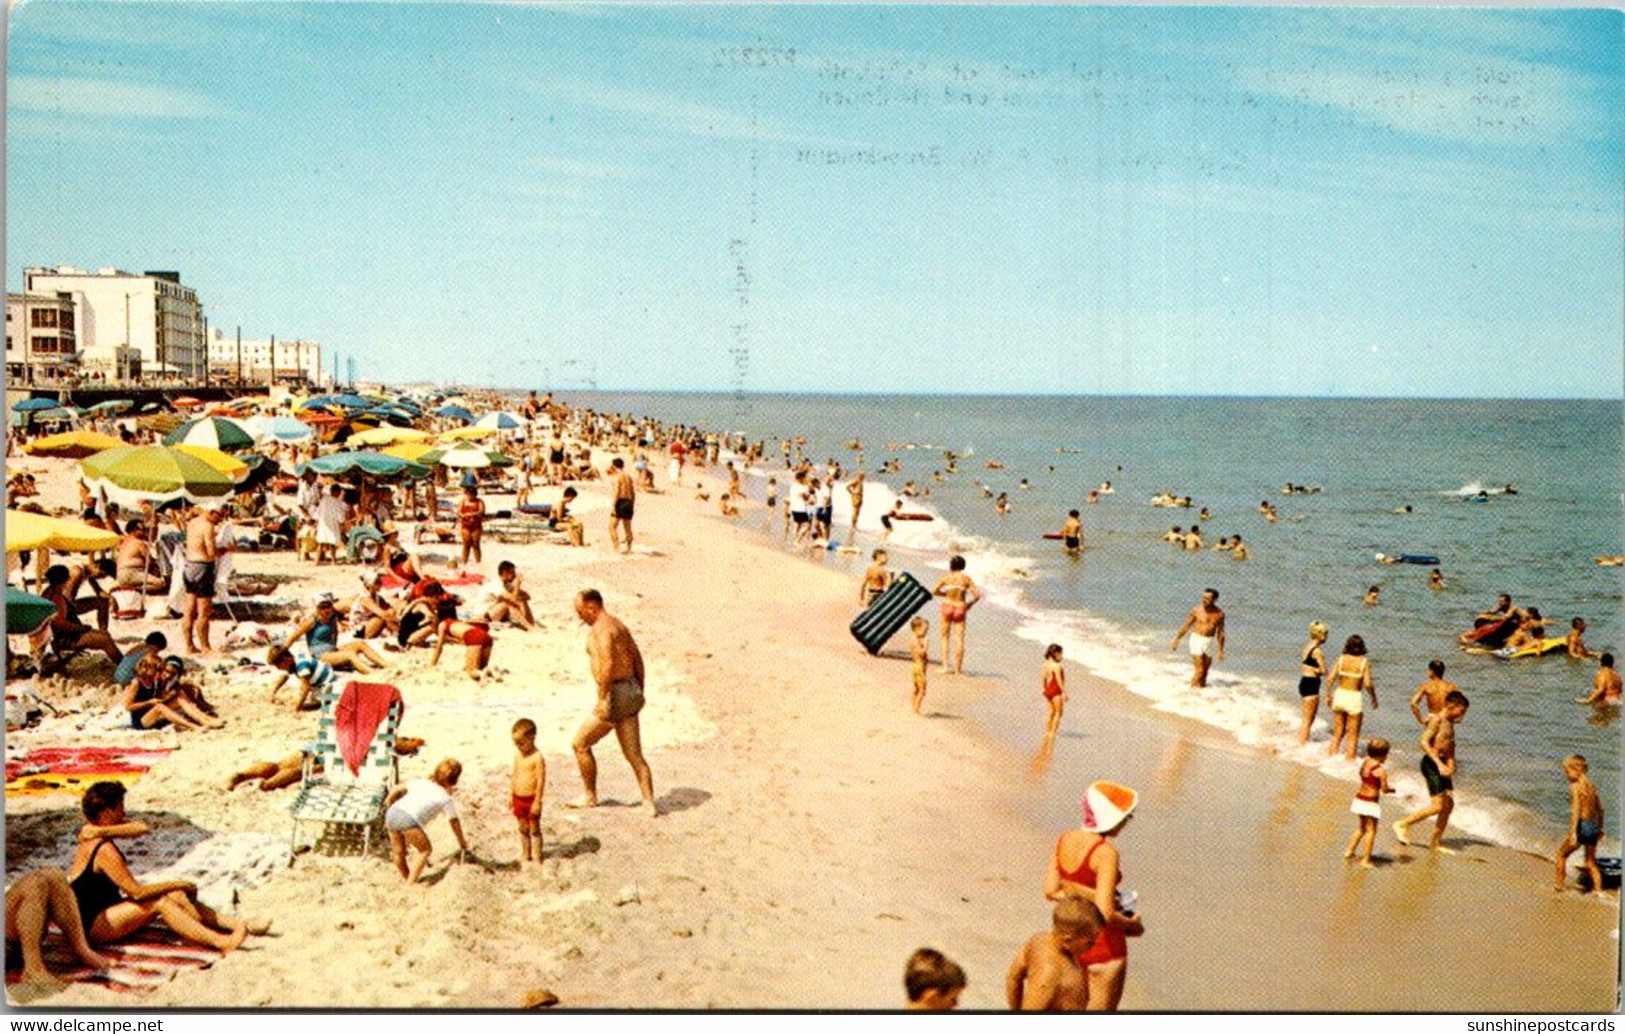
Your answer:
568;589;658;817
1170;588;1226;688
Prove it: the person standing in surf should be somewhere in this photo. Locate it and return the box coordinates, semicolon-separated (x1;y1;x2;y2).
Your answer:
1170;588;1225;688
932;555;981;676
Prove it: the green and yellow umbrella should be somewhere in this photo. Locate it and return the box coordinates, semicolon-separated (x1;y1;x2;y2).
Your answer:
80;446;236;508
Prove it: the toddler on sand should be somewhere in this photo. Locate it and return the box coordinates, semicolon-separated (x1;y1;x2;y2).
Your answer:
384;759;469;884
910;616;930;715
1344;739;1393;868
511;719;546;863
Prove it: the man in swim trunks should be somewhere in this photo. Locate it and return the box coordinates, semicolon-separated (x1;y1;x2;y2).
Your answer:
1579;653;1621;705
608;457;636;555
1170;588;1225;688
1393;690;1469;853
860;549;894;606
182;506;224;655
1060;510;1083;557
1006;898;1104;1011
568;589;657;817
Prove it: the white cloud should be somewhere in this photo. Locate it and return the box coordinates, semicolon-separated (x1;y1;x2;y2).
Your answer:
9;74;224;119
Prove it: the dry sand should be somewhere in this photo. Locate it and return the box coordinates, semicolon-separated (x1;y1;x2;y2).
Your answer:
5;451;1619;1010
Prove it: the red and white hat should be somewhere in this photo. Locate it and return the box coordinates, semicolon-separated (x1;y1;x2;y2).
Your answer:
1080;781;1138;833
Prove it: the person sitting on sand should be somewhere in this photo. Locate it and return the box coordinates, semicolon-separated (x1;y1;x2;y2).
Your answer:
383;759;469;884
719;492;739;517
1555;754;1605;893
1579;653;1621;705
124;653;222;731
112;631;168;694
66;782;267;953
5;869;112;984
904;947;966;1010
40;564;121;668
279;596;389;673
1006;898;1106;1012
482;560;535;630
114;521;165;594
933;556;982;676
349;570;398;640
549;486;585;546
396;588;445;650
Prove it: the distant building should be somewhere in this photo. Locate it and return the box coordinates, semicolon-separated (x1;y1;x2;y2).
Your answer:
206;327;329;388
22;265;207;381
5;292;80;382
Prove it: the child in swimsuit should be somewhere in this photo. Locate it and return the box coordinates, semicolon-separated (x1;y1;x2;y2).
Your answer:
1343;739;1393;868
1041;644;1068;738
1555;755;1605;892
510;719;546;864
909;617;929;715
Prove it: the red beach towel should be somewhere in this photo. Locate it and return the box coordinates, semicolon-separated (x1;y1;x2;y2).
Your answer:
334;681;402;777
379;571;484;591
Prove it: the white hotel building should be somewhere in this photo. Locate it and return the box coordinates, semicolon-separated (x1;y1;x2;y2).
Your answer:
206;327;330;388
22;265;207;381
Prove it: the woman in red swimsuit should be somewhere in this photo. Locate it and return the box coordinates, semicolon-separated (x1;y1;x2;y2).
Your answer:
1044;781;1143;1011
457;483;485;568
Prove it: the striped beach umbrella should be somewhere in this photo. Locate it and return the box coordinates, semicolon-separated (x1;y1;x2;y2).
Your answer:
163;416;257;452
473;411;524;431
172;444;250;480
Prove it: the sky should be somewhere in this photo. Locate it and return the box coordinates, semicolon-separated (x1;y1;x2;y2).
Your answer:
6;3;1622;398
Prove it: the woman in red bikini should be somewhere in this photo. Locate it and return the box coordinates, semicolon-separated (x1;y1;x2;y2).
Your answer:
1041;643;1068;738
1044;781;1143;1011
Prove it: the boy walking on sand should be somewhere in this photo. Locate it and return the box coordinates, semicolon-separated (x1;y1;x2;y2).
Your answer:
511;719;546;863
1394;690;1470;853
910;616;930;715
1555;755;1605;892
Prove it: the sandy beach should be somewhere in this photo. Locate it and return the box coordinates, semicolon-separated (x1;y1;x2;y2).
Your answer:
5;433;1618;1012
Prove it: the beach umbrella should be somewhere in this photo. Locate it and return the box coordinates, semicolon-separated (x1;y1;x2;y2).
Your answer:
299;411;346;428
296;452;430;483
350;426;431;447
6;587;58;636
439;426;497;441
12;398;57;413
173;444;250;481
300;394;371;411
434;405;474;423
474;411;524;431
22;430;123;459
80;446;236;507
31;407;81;425
247;415;316;442
233;454;280;493
381;442;439;463
433;445;513;469
162;416;257;452
5;510;120;555
172;397;205;409
86;400;134;415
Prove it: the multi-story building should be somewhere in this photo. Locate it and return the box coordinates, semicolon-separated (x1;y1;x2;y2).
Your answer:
5;292;81;382
205;327;329;388
22;266;207;381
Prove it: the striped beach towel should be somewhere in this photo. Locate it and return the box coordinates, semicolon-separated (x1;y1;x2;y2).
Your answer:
4;747;173;797
5;927;221;994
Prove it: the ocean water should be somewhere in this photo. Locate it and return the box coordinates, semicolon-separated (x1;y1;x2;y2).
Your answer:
556;392;1622;853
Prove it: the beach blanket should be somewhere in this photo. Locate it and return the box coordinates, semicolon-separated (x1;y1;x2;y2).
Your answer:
142;832;291;912
6;926;221;993
334;681;403;776
5;746;173;797
378;571;483;591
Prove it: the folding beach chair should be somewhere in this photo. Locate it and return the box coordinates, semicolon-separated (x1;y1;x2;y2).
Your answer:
288;682;402;859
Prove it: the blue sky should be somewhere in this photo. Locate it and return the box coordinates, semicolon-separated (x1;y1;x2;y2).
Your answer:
7;3;1622;397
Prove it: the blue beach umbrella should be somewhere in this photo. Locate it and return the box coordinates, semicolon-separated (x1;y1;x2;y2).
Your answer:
297;452;430;482
435;405;474;423
12;398;56;413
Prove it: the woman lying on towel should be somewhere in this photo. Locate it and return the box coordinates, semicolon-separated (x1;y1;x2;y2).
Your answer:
65;782;271;954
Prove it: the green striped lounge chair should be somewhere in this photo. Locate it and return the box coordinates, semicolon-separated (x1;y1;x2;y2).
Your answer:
288;689;401;858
